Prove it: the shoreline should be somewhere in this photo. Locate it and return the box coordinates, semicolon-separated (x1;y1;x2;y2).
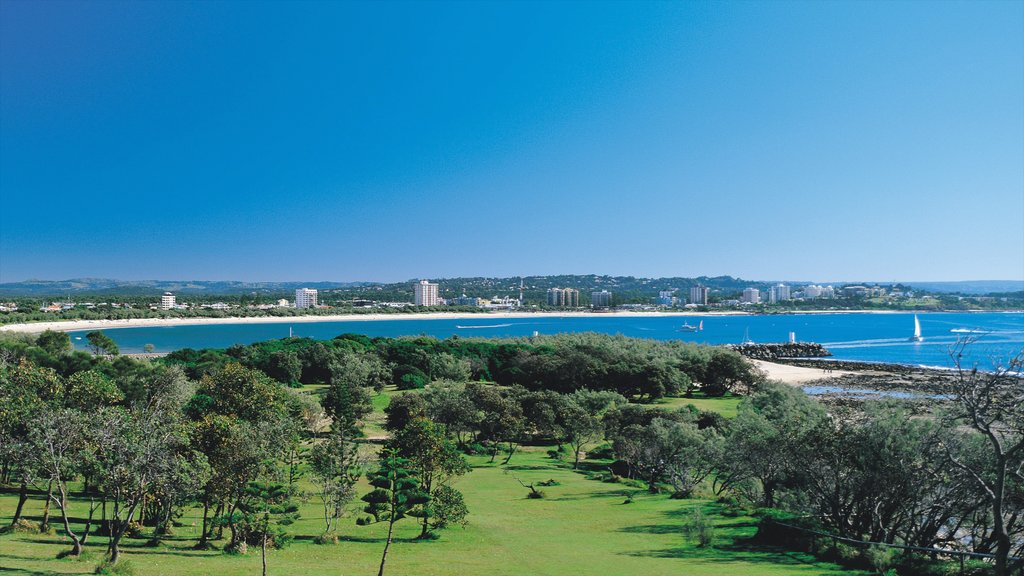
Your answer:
0;308;1003;334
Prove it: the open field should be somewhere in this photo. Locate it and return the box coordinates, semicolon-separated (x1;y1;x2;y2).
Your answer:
0;446;866;576
0;383;866;575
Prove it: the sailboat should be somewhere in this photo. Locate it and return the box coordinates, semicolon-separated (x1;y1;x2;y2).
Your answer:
679;319;703;333
909;315;923;342
741;327;754;345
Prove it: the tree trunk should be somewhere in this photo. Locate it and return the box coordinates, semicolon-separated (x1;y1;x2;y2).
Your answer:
10;480;28;526
54;486;82;557
261;528;268;576
502;442;517;465
213;501;225;539
81;498;96;544
198;500;210;547
108;501;140;565
41;479;54;530
378;515;396;576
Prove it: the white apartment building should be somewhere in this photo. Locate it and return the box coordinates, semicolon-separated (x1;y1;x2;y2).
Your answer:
803;285;824;299
414;280;440;306
741;288;761;304
689;286;708;306
769;284;791;304
160;292;176;310
591;290;613;307
295;288;318;309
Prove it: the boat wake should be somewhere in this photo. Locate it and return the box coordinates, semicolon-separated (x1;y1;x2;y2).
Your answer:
455;323;513;329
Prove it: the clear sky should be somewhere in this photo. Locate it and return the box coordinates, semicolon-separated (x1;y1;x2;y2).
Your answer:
1;0;1022;284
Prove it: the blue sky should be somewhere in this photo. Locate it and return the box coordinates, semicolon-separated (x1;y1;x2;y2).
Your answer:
1;0;1021;283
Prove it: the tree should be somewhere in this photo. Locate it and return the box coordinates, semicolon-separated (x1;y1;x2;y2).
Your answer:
424;381;481;447
388;418;470;538
721;382;826;507
36;330;71;357
85;331;119;356
361;449;430;576
383;393;426;433
701;349;755;397
560;400;603;469
942;342;1024;576
309;430;362;535
238;480;298;576
612;416;704;493
31;408;89;557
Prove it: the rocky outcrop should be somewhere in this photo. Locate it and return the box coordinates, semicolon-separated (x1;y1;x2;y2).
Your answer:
729;342;831;361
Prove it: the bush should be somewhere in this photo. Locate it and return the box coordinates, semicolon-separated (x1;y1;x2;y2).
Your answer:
1;519;41;534
526;489;546;499
94;559;136;576
865;544;899;574
683;507;716;548
587;443;615;460
314;532;339;545
125;521;144;539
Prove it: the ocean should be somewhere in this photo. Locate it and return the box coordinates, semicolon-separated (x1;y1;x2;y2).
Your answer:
68;311;1024;370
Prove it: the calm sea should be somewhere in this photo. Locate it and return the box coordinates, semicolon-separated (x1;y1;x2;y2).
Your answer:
69;312;1024;370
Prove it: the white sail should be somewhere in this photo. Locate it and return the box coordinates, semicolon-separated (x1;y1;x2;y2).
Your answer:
909;315;923;341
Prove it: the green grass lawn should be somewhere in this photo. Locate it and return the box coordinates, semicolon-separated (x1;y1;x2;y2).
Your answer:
0;446;864;576
652;392;743;418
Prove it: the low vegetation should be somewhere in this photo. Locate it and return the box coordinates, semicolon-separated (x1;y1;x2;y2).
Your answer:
0;331;1020;575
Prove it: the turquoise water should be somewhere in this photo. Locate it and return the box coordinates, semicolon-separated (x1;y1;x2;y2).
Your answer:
69;312;1024;370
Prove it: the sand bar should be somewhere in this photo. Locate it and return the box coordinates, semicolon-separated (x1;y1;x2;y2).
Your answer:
750;359;853;385
0;310;756;334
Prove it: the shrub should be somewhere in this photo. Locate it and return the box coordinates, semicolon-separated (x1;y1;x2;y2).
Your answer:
526;489;546;499
587;443;615;460
94;559;136;576
1;519;41;534
125;521;144;539
865;544;899;575
683;507;716;548
314;532;339;545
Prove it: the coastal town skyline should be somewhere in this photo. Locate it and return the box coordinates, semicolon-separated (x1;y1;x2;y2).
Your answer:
2;1;1022;284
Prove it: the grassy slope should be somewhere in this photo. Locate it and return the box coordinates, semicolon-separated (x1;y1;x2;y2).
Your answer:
0;393;862;576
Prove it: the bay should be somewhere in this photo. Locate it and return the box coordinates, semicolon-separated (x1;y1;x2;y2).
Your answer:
70;311;1024;370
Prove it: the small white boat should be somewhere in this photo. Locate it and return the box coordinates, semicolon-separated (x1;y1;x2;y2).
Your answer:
909;315;923;342
741;327;754;345
950;328;987;334
679;320;702;332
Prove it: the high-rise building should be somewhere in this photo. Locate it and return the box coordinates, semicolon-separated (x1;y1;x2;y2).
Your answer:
803;285;823;299
689;286;708;306
564;288;579;307
547;288;563;306
547;288;579;307
295;288;318;309
414;280;440;306
769;284;791;304
741;288;761;304
591;290;612;308
657;290;678;306
160;292;175;310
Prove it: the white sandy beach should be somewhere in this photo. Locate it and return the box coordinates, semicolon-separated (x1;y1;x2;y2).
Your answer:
749;359;852;385
0;307;942;335
0;310;748;334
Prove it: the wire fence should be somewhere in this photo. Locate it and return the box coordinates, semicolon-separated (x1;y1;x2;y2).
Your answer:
763;519;1023;576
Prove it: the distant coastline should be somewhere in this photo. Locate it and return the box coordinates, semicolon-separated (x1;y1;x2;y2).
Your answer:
0;308;1009;334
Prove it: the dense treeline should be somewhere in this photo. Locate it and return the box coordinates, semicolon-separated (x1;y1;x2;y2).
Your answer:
163;333;758;401
1;330;1021;575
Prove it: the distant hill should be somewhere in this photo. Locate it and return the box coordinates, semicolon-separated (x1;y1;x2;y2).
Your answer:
2;276;1020;299
902;280;1024;295
0;278;375;297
